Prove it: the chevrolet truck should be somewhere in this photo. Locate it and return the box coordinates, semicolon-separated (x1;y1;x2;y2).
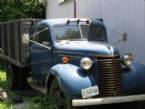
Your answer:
0;18;145;109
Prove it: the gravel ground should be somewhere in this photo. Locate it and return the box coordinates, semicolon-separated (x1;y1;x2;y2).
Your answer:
11;88;41;109
13;103;28;109
1;89;145;109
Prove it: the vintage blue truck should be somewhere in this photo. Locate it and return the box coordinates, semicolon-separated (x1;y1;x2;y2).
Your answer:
0;18;145;109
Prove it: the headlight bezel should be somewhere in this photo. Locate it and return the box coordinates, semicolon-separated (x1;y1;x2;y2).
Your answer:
122;53;133;67
80;57;93;70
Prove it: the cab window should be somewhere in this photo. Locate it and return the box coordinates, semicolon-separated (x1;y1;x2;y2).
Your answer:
32;27;50;47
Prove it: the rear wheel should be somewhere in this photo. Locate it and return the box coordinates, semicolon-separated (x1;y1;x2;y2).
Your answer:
49;79;76;109
6;64;28;91
0;59;4;70
17;67;29;90
6;64;18;90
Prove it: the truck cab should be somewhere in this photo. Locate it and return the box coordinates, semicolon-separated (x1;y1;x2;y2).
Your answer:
28;18;145;108
29;18;109;87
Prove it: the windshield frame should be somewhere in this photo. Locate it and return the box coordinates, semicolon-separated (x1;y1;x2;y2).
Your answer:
52;22;108;44
52;23;89;43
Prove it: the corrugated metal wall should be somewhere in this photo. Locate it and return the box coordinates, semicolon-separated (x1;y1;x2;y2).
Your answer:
106;0;145;64
120;0;145;64
46;0;73;18
46;0;145;64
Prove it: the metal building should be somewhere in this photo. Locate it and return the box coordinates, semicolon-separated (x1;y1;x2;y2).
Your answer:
46;0;145;64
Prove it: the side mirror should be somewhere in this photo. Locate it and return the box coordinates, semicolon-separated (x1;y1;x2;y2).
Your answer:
113;32;128;46
22;34;30;45
122;33;128;42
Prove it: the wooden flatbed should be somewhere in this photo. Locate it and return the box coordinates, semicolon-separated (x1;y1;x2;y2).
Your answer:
0;19;41;67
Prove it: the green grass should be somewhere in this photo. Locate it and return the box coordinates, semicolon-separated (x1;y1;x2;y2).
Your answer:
0;64;56;109
0;69;13;109
27;96;56;109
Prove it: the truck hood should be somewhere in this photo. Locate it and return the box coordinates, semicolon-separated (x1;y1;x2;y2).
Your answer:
55;41;119;56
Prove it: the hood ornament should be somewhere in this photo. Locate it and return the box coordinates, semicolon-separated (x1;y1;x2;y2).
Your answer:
107;45;114;55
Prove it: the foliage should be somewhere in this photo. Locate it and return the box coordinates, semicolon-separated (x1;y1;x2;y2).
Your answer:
0;62;55;109
0;66;55;109
0;103;12;109
65;29;80;40
56;28;81;41
28;96;56;109
0;70;13;109
0;0;45;22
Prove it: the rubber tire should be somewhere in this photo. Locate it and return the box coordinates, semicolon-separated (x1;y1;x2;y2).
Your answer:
6;64;28;91
16;67;28;90
6;64;18;90
49;79;77;109
0;59;4;70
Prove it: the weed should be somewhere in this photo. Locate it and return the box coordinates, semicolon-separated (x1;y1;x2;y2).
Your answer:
0;67;56;109
0;70;13;109
27;95;56;109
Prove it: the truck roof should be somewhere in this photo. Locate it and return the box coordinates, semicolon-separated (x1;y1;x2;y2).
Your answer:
38;18;104;27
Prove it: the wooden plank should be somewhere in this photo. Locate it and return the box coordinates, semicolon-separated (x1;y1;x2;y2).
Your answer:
0;19;42;67
7;23;11;57
0;23;2;49
0;54;29;68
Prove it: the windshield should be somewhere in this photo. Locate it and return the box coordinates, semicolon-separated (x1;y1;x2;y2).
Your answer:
53;24;107;43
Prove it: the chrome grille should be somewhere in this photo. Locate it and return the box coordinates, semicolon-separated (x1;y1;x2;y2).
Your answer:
97;55;121;97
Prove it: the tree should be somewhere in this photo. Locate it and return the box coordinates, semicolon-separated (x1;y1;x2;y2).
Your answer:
0;0;45;21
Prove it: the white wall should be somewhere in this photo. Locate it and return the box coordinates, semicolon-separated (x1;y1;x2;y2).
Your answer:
46;0;145;64
107;0;145;64
46;0;73;18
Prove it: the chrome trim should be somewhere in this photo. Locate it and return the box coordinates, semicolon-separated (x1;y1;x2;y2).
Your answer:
30;40;51;50
72;94;145;107
96;54;120;58
30;28;48;38
31;60;50;65
97;55;121;96
58;54;82;59
29;84;47;94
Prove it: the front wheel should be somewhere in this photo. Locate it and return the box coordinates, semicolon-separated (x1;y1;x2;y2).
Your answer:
49;79;76;109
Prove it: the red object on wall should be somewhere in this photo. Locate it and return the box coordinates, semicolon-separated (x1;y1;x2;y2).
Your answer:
73;0;77;18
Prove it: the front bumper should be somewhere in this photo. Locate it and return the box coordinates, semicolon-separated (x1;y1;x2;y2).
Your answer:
72;94;145;107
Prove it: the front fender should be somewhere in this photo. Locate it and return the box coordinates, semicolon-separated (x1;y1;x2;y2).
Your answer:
122;62;145;94
50;64;97;99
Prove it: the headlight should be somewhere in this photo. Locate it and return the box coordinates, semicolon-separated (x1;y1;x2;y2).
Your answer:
122;54;133;67
80;57;93;70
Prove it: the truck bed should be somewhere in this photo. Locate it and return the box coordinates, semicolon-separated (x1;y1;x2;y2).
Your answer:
0;19;41;67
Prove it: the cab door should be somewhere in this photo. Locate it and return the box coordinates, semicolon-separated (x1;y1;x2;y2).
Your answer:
30;25;53;85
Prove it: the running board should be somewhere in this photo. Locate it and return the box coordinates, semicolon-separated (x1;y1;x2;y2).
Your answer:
27;77;47;94
30;84;47;94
